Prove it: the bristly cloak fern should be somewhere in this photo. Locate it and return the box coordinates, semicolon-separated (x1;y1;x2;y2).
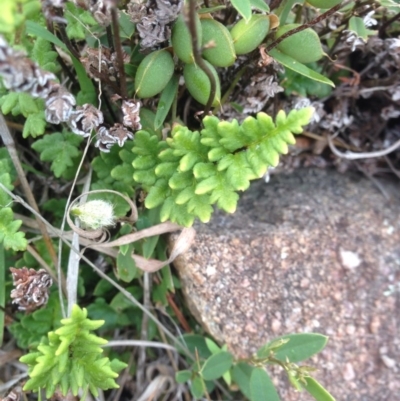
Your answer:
127;107;314;226
20;304;127;399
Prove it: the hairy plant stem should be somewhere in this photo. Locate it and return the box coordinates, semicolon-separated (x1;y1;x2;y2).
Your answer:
0;113;64;290
111;8;128;99
186;0;216;116
265;0;352;53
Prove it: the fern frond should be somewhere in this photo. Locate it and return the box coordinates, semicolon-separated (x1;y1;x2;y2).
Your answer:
131;107;313;226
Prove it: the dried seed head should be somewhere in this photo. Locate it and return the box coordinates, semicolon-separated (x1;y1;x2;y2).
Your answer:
122;99;142;130
71;199;115;229
152;0;183;24
10;267;52;313
89;0;116;25
136;13;171;49
95;125;116;152
127;1;147;23
0;35;57;97
2;389;21;401
69;103;104;136
45;84;76;124
41;0;68;24
81;46;128;82
129;0;181;49
109;123;134;146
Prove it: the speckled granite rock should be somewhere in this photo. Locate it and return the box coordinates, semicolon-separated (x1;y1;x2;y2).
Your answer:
171;168;400;401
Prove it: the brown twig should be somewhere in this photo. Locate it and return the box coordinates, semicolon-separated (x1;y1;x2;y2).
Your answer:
186;0;216;116
265;1;350;53
111;8;128;99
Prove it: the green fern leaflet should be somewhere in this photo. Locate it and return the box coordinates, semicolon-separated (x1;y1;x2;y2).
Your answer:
128;107;314;226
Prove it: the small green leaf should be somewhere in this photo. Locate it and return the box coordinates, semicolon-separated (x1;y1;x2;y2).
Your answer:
205;338;221;354
201;351;233;381
119;11;135;39
31;37;59;73
232;363;254;399
190;375;205;399
0;208;27;251
262;333;328;363
65;2;97;39
250;368;280;401
116;245;137;282
348;16;376;41
269;48;334;87
175;370;192;384
231;0;252;21
154;75;179;130
31;132;83;177
18;93;38;117
23;111;46;138
145;179;170;209
135;50;175;98
195;175;219;195
178;334;212;359
0;92;19;115
250;0;270;12
303;377;336;401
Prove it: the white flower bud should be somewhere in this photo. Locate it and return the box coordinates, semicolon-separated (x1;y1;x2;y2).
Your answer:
71;200;115;229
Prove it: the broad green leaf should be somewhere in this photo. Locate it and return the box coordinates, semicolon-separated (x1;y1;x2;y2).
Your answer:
232;363;255;399
231;0;252;21
201;351;233;381
260;333;328;363
175;370;192;384
303;377;336;401
250;368;280;401
154;75;179;130
190;375;205;399
269;48;334;87
250;0;270;11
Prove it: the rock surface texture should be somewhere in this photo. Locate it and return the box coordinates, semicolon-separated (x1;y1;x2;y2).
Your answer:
171;168;400;401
